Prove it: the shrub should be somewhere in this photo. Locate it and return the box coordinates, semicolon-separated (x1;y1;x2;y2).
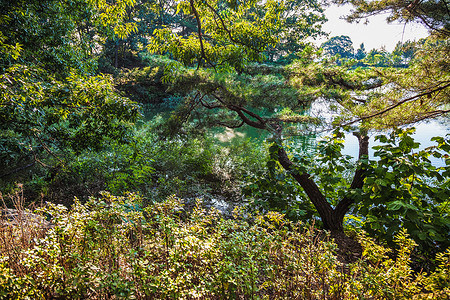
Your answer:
0;192;448;299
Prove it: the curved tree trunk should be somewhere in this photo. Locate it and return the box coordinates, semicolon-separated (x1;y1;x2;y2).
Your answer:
203;95;370;234
276;132;369;262
332;133;369;230
276;132;369;234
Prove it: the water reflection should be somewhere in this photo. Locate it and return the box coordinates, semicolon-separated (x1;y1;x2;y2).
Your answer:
342;121;450;166
143;100;450;166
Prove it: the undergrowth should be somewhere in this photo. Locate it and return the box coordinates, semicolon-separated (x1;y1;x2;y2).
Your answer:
0;191;448;299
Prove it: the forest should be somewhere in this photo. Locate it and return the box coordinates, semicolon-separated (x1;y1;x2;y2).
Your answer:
0;0;449;298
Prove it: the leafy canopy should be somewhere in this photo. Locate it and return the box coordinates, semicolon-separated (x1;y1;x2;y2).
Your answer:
148;0;325;70
321;35;354;58
330;0;450;126
0;0;139;178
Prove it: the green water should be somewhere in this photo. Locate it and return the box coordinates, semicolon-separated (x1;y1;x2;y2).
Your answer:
142;102;450;165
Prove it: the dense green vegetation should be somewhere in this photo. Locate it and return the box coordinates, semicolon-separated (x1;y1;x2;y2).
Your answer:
1;0;449;298
1;192;449;299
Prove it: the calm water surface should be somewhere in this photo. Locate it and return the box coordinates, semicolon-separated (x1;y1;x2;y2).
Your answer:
144;100;450;166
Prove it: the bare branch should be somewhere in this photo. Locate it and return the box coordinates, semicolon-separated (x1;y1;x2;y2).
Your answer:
200;99;223;109
210;93;267;129
230;104;266;125
230;106;266;129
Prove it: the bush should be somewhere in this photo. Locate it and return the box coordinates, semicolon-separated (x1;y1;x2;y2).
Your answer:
0;192;448;299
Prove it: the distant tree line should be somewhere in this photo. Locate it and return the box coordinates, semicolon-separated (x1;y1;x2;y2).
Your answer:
321;35;418;67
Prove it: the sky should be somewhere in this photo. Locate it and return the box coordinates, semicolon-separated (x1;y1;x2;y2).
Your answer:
315;4;430;51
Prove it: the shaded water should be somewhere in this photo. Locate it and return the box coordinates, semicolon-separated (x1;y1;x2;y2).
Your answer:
143;100;450;166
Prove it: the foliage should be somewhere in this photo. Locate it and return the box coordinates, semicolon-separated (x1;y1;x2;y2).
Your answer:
335;0;450;36
0;192;449;299
97;0;174;70
148;0;325;70
0;66;139;181
320;38;418;68
114;59;170;103
89;0;138;40
0;0;141;188
1;0;449;292
321;35;354;59
243;130;354;221
0;0;95;75
31;116;266;206
354;43;366;60
143;24;450;235
243;140;318;221
341;38;450;128
357;128;450;254
332;0;450;126
363;48;392;67
262;0;327;63
0;0;137;75
140;50;340;134
349;230;450;299
243;127;450;257
391;40;418;67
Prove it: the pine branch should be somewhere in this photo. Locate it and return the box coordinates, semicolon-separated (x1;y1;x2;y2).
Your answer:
342;82;450;126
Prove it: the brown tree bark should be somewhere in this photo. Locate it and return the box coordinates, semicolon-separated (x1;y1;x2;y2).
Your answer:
276;131;368;262
276;132;369;234
201;97;369;235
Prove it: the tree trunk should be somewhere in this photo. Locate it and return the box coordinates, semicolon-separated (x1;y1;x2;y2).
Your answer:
333;133;369;230
276;133;369;262
114;41;119;69
276;132;369;234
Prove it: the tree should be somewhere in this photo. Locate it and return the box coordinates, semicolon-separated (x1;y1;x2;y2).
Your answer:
142;0;388;239
0;0;138;75
0;0;139;182
0;0;97;75
262;0;327;63
334;0;450;37
146;50;382;239
99;0;182;70
331;0;450;123
363;48;391;67
145;0;449;257
355;43;366;60
320;35;354;58
148;0;326;71
391;40;418;67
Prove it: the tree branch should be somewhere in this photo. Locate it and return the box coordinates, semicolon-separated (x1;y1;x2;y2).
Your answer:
230;104;266;125
200;99;223;109
334;132;369;218
217;120;245;128
211;94;267;129
190;0;209;69
276;143;335;228
342;82;450;126
230;106;266;129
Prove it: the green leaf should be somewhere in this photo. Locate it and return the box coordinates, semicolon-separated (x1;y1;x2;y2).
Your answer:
387;201;404;211
418;232;428;241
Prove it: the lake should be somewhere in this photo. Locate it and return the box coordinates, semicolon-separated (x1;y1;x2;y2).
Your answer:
144;100;450;166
